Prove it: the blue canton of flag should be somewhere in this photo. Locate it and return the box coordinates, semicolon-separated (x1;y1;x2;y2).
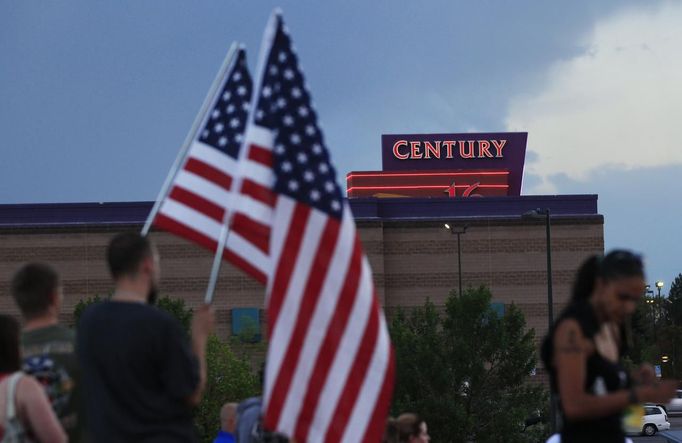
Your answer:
253;25;343;219
199;51;252;159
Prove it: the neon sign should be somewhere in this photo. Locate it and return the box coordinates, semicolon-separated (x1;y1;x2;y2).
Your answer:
381;132;527;196
346;170;510;199
392;139;508;160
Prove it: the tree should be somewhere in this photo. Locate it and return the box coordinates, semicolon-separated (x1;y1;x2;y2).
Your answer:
666;274;682;326
389;286;548;442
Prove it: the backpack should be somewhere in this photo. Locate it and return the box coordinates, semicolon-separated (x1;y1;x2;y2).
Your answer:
1;372;34;443
236;397;288;443
248;417;289;443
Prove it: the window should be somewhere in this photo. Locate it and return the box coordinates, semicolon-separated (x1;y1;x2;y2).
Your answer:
644;407;660;416
491;302;505;318
231;308;261;342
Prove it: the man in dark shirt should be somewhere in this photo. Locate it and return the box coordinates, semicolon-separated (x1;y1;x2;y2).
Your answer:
11;262;84;442
77;232;214;442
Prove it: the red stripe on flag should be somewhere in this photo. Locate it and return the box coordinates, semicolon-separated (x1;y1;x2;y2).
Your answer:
154;213;218;252
324;296;381;443
168;186;224;222
267;204;311;338
231;212;271;254
184;157;233;190
154;214;267;285
362;344;396;443
264;217;342;431
293;236;363;441
223;249;267;285
241;178;277;207
249;144;274;167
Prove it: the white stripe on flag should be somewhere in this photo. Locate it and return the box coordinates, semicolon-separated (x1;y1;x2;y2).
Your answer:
278;209;355;432
266;197;295;297
264;208;328;407
159;198;222;239
188;140;238;175
341;311;392;442
308;257;374;442
245;124;275;149
174;170;232;208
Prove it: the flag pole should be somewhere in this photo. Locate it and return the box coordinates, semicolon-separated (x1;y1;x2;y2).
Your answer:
141;42;240;236
203;216;230;304
202;15;279;305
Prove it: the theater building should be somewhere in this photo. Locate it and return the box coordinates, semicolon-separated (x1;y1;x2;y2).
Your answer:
0;132;603;379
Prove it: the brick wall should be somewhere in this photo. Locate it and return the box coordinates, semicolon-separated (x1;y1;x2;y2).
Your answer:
0;216;603;360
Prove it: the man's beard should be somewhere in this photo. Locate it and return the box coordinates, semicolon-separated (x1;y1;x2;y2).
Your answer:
147;285;159;305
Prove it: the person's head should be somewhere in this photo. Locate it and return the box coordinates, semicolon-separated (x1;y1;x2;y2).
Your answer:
0;314;21;373
396;413;430;443
107;232;159;304
11;262;62;321
382;417;399;443
572;249;645;324
219;402;238;433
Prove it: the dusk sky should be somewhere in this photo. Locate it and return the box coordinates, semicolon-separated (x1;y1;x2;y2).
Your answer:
2;1;681;290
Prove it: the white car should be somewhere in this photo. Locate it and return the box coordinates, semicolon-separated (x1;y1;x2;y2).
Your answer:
665;389;682;414
641;405;671;436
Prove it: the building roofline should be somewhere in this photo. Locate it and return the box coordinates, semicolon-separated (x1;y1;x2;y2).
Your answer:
0;195;598;229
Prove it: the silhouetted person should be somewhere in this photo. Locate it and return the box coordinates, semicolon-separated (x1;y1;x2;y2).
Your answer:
77;232;214;442
542;250;676;442
213;402;237;443
11;262;85;442
395;413;430;443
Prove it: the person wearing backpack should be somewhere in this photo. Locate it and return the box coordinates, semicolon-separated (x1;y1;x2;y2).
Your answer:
0;314;66;443
11;263;84;442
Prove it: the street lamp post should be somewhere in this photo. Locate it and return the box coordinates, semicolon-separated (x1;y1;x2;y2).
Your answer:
522;208;555;432
656;281;664;337
444;223;468;296
645;286;656;340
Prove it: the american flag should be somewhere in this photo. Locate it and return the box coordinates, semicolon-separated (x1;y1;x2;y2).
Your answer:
152;48;273;284
245;13;395;442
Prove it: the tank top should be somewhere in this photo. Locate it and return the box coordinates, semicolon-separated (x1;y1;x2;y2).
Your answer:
541;302;630;443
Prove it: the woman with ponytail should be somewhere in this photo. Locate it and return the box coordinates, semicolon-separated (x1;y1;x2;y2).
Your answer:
541;250;677;442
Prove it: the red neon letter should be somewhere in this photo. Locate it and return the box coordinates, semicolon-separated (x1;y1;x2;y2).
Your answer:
459;140;475;158
478;140;493;158
492;139;507;158
444;181;457;197
410;141;423;159
424;141;441;159
393;140;409;160
442;141;455;158
463;182;481;197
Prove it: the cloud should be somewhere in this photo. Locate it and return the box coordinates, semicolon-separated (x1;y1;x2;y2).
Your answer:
505;1;682;193
540;163;682;285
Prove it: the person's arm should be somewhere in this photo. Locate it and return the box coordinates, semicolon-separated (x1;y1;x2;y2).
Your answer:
17;376;67;443
186;304;215;406
555;319;676;420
